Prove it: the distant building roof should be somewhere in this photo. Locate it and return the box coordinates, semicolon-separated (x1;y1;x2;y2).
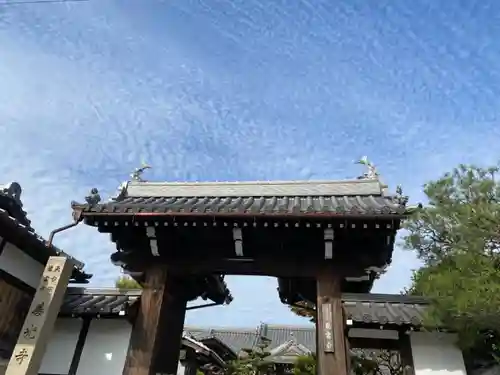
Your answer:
0;182;91;283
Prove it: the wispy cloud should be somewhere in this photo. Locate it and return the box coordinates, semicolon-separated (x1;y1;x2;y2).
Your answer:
1;0;499;325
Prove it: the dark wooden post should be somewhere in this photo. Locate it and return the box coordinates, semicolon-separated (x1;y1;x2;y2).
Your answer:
122;266;187;375
344;312;351;375
315;267;348;375
182;359;197;375
398;331;415;375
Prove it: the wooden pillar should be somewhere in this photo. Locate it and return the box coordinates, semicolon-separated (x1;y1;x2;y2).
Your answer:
183;359;197;375
5;256;73;375
122;266;187;375
315;267;348;375
398;331;415;375
344;315;351;375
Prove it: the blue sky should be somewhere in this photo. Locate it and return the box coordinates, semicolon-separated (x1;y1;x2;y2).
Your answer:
1;0;500;327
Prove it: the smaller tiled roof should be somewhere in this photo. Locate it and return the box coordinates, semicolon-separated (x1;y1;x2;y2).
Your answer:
261;325;317;351
73;179;408;217
267;340;313;363
342;293;428;327
186;327;260;354
181;335;226;367
0;183;90;283
59;289;429;348
61;288;141;315
0;182;30;227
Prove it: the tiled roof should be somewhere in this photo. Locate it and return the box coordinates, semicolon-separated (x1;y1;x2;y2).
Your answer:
0;183;90;283
122;180;385;197
0;182;30;227
60;289;429;345
60;288;140;315
342;293;428;327
261;325;317;351
73;179;408;216
186;327;260;353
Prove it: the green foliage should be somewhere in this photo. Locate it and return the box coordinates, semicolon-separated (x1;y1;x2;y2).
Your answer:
288;304;403;375
289;301;316;322
292;351;400;375
352;350;403;375
115;276;142;289
403;162;500;365
226;340;276;375
293;355;316;375
404;163;500;264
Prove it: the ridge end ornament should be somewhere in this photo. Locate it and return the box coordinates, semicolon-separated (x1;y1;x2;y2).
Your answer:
0;182;23;205
355;156;379;180
85;188;101;206
130;162;152;182
112;181;129;202
394;185;409;206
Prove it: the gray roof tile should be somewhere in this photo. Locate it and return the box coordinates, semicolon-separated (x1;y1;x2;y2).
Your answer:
100;195;404;215
58;290;430;356
60;288;141;315
123;180;384;198
0;182;31;227
263;325;317;351
73;179;408;217
60;289;428;345
0;206;90;283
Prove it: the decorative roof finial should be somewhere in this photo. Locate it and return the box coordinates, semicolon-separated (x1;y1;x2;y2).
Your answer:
0;182;23;205
130;162;151;182
85;188;101;206
394;185;409;206
355;156;379;180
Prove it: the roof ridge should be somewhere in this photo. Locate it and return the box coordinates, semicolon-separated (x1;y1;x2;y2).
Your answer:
265;324;315;330
342;293;430;304
184;325;260;333
66;287;141;296
126;179;380;186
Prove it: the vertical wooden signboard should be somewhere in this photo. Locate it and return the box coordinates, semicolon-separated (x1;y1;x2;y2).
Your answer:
321;303;335;353
5;256;73;375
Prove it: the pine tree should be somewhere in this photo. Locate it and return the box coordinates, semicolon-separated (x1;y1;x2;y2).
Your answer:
115;275;141;289
404;163;500;366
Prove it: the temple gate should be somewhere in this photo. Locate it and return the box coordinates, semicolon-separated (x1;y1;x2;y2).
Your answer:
70;161;409;375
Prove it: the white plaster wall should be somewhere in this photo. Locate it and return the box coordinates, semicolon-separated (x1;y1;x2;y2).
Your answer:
39;318;185;375
39;318;82;374
76;319;133;375
410;332;467;375
0;241;44;288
